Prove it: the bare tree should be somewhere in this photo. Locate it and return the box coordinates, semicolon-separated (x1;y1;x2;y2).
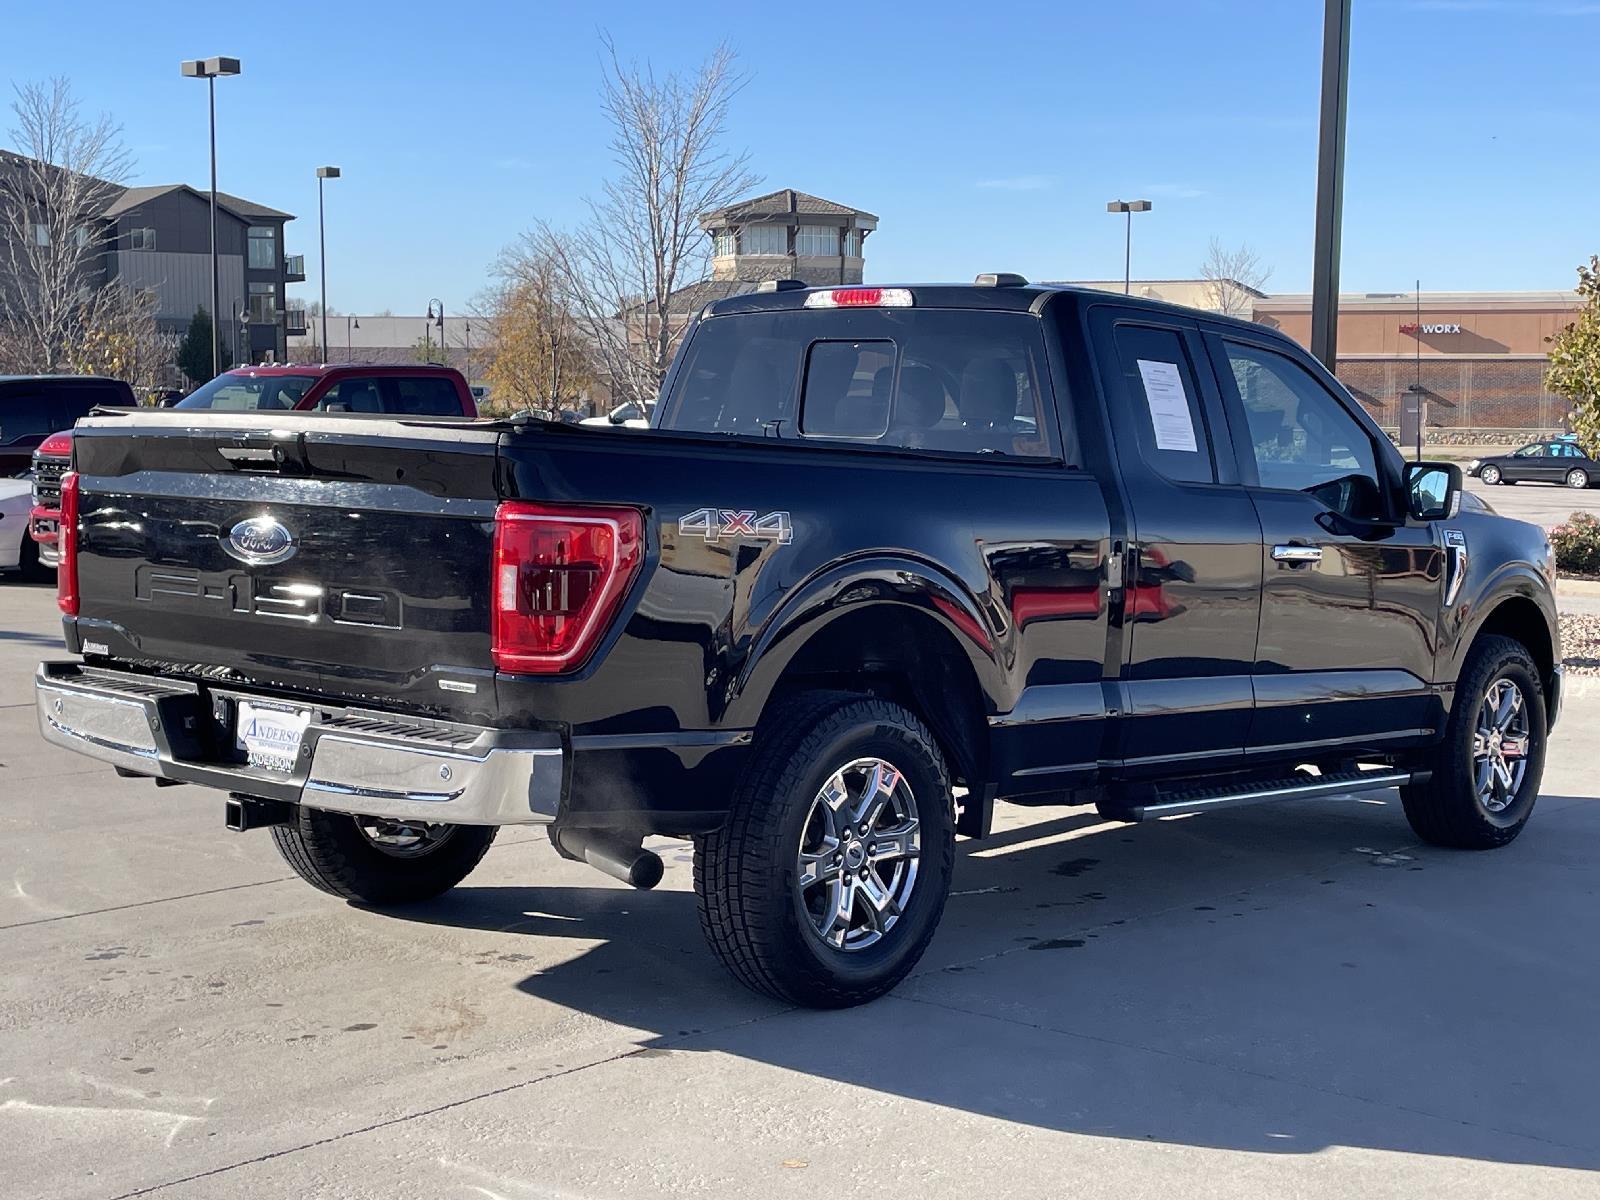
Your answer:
0;79;132;372
482;238;598;415
535;38;759;406
65;282;174;388
1200;237;1272;317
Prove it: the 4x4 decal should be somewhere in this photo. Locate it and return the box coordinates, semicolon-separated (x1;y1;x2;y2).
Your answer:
679;508;793;545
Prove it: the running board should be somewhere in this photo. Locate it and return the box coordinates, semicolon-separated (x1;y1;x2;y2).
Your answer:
1103;768;1418;824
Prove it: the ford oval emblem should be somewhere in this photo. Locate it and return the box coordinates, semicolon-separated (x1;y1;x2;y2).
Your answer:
225;516;297;565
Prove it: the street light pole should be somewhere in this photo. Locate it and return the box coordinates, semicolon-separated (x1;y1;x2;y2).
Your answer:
181;57;241;378
315;167;340;360
1105;200;1153;294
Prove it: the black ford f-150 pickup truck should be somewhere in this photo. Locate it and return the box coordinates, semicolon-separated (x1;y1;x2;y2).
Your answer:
36;279;1561;1008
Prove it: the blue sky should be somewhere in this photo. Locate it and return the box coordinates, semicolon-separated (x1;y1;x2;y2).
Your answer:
4;0;1596;313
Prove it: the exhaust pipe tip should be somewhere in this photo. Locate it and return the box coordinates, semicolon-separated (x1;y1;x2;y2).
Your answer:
553;827;664;890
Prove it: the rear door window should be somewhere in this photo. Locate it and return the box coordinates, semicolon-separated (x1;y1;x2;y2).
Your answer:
663;308;1061;460
1107;323;1216;484
391;377;461;415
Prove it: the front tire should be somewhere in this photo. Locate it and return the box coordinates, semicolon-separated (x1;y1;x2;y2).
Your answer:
695;693;955;1008
1479;464;1502;485
1400;635;1546;849
1567;468;1590;489
271;807;496;905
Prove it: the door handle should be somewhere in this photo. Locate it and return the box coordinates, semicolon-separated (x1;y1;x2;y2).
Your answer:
1271;544;1323;564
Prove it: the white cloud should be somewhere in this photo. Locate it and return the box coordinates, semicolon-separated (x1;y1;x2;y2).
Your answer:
1406;0;1600;12
975;175;1053;191
1140;183;1208;199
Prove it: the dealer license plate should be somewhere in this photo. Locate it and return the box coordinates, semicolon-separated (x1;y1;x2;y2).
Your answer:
236;701;312;773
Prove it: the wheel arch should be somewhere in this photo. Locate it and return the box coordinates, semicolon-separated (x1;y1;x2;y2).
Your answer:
726;558;1004;792
1447;576;1557;705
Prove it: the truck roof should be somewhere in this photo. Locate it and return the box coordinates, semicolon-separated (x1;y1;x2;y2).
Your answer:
703;279;1263;330
219;363;466;378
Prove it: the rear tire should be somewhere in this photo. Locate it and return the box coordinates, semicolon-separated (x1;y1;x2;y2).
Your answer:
695;692;955;1008
1400;635;1546;849
19;536;51;583
271;807;496;905
1567;468;1590;489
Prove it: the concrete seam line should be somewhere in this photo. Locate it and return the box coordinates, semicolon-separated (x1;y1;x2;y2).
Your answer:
103;1046;662;1200
0;833;546;931
0;876;300;931
892;993;1597;1157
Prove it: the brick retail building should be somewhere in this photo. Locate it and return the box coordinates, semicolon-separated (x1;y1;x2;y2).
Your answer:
1252;291;1581;435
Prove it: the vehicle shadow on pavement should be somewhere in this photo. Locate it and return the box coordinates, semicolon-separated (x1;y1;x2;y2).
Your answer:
0;627;70;646
401;794;1600;1172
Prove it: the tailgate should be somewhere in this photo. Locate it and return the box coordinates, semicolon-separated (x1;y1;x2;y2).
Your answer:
68;412;503;715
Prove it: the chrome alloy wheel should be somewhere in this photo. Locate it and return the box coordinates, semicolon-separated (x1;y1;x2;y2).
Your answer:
354;818;458;858
796;758;921;951
1472;678;1532;814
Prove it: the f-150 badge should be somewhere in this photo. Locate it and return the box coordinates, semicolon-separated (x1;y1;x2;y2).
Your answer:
679;508;793;545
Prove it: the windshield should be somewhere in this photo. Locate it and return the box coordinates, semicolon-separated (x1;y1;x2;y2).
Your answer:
176;373;317;411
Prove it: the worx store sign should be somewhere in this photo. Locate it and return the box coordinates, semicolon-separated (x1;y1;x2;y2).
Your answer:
1400;322;1464;336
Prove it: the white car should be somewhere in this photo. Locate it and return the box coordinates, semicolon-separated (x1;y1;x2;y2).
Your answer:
0;477;49;580
580;400;656;429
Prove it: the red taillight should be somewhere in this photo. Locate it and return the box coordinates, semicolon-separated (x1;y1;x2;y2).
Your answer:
36;431;73;459
57;471;80;616
491;502;643;674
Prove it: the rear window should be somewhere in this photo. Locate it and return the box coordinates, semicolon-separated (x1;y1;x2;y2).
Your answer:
178;373;317;411
662;309;1060;460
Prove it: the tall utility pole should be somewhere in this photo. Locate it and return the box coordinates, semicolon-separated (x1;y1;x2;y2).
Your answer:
315;167;341;361
181;57;242;378
1310;0;1352;370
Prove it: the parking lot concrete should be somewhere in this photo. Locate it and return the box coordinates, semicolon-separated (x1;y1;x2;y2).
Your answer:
3;579;1599;1199
1466;476;1600;529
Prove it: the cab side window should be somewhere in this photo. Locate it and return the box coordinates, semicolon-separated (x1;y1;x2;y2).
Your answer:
1222;342;1382;519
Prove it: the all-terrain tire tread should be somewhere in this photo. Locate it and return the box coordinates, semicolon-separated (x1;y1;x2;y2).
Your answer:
1400;635;1543;850
694;691;953;1008
271;808;496;905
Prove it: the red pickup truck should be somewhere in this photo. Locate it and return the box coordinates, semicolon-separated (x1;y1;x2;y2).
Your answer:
29;363;476;568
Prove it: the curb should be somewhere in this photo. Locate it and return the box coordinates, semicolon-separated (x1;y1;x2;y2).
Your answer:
1557;577;1600;598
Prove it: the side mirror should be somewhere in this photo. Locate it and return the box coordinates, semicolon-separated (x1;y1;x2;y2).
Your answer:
1405;461;1462;521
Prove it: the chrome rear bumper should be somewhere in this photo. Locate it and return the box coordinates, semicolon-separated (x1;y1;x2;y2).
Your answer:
35;662;562;826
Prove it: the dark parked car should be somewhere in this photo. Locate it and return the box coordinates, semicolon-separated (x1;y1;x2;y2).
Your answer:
0;376;135;477
1470;439;1597;488
38;279;1560;1008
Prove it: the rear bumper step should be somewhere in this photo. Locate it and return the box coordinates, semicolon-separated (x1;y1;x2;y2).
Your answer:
1101;768;1419;823
35;661;563;826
